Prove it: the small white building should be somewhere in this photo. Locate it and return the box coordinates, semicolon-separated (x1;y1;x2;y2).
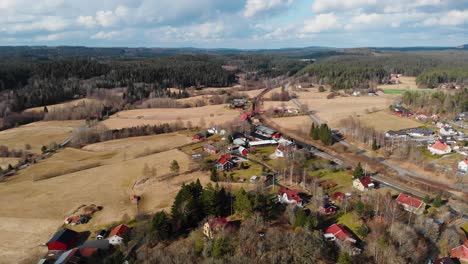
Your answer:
428;142;452;155
458;159;468;172
278;188;303;207
440;127;458;136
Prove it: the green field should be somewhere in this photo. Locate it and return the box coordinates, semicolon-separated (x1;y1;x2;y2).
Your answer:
382;89;405;94
338;212;363;239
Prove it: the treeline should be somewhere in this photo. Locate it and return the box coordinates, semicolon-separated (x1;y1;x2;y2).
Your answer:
298;51;468;89
227;55;310;78
401;89;468;115
416;67;468;88
70;123;186;147
310;123;334;145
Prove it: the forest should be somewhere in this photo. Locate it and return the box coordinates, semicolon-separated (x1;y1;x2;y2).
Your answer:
298;51;468;89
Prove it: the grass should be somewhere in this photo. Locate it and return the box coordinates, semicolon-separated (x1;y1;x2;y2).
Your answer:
229;162;264;180
338;212;363;239
309;169;353;193
382;89;405;94
461;222;468;233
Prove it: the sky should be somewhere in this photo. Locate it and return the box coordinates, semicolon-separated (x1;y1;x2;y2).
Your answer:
0;0;467;48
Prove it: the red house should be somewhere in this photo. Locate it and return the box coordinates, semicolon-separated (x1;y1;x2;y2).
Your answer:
216;154;235;171
451;241;468;261
193;132;207;141
396;193;425;215
203;144;219;154
46;228;80;251
324;224;356;244
278;188;303;207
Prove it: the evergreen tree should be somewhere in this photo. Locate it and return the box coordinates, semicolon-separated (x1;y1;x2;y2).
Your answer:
372;138;379;150
170;160;180;174
353;162;364;179
212;237;227;258
294;209;307;228
151;210;172;241
234;188;253;218
210;167;218;182
433;194;442;208
423;195;431;204
201;183;218;216
357;224;369;238
43;106;48;113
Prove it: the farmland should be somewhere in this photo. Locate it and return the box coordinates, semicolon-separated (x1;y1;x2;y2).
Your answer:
0;120;84;154
354;111;423;131
23;98;100;113
101;104;240;130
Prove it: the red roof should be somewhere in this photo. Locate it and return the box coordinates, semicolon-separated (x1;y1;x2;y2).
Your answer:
451;241;468;260
277;145;285;151
208;217;228;229
396;193;424;209
430;142;450;151
109;224;130;238
358;176;373;188
333;192;346;200
278;187;302;203
325;224;354;242
217;154;233;166
79;247;98;257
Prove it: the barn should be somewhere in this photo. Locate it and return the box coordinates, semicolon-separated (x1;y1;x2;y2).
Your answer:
46;228;80;251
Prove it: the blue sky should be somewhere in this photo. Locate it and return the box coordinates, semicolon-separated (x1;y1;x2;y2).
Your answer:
0;0;467;48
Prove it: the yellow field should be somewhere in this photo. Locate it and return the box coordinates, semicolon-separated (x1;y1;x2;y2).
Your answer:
83;133;193;158
271;116;312;134
23;98;99;113
355;111;423;131
0;146;205;263
101;104;240;130
0;120;84;153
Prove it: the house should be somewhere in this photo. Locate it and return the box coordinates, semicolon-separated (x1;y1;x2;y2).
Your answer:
193;132;207;141
203;144;219;154
278;188;303;207
324;224;357;244
321;203;338;214
238;146;249;156
428;142;452;155
207;127;226;135
233;138;248;146
450;241;468;262
254;125;281;140
216;154;235;171
407;128;434;137
333;192;346;201
96;229;107;240
46;228;80;251
385;130;408;139
108;224;130;246
396;193;425;215
353;176;374;192
79;239;110;257
203;217;229;239
458;159;468;172
248;140;278;146
440;127;458;136
275;145;285;157
393;106;412;117
130;194;140;204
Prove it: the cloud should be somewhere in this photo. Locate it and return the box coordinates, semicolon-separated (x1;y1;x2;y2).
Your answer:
312;0;377;13
77;16;96;28
91;31;124;40
1;16;69;33
243;0;294;17
421;9;468;26
302;13;341;33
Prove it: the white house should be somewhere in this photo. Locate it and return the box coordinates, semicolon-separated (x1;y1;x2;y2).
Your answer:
352;176;374;192
440;127;458;136
108;224;130;246
428;142;452;155
275;145;285;157
458;159;468;172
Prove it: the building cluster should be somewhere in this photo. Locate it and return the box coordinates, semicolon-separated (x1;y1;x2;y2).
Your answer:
39;224;131;263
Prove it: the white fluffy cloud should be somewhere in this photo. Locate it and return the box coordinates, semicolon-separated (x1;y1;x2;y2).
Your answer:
244;0;294;17
302;13;341;33
91;30;123;39
421;9;468;26
312;0;377;13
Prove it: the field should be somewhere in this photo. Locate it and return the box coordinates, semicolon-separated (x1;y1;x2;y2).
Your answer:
23;98;99;113
0;131;207;263
337;212;363;239
0;146;205;263
270;116;313;134
101;104;240;130
0;120;84;153
355;111;423;131
288;86;398;127
377;76;419;90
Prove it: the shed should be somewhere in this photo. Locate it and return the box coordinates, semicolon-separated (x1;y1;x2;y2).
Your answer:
46;228;80;251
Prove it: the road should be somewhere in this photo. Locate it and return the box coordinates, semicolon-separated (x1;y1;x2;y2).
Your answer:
285;83;466;195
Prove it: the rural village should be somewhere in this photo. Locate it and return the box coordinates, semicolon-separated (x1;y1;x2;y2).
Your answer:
0;47;467;264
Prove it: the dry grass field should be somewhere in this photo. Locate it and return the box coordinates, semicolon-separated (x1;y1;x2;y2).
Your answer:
271;116;312;134
354;111;423;131
101;104;240;130
0;157;20;170
0;120;84;153
0;146;204;263
23;98;99;113
377;76;420;90
296;90;397;127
